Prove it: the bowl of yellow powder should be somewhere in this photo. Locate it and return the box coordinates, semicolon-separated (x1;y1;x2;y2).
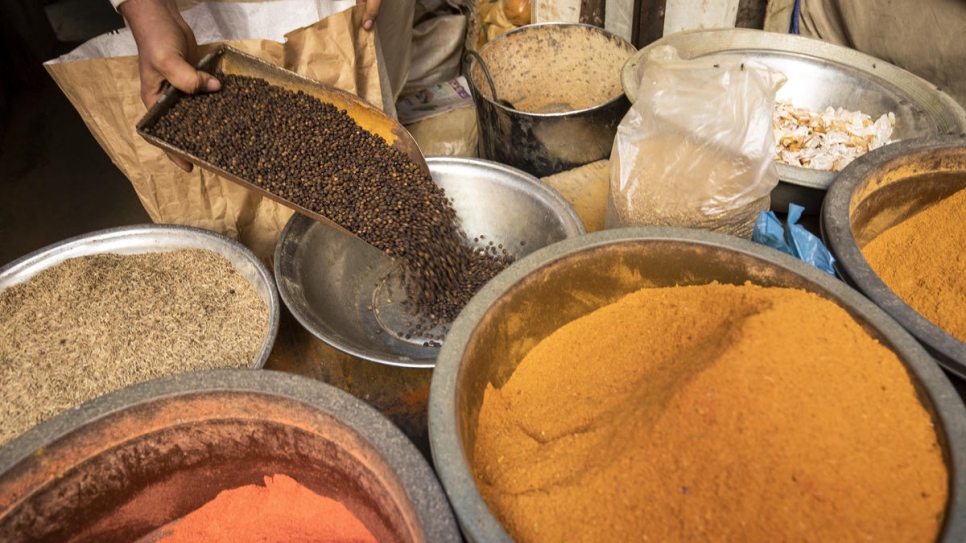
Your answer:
428;227;966;542
822;136;966;380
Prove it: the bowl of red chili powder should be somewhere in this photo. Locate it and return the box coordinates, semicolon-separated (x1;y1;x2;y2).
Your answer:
0;369;461;543
428;227;966;542
823;136;966;381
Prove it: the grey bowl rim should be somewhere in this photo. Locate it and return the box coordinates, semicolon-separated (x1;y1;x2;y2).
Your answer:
821;135;966;378
0;223;280;368
0;368;462;542
619;27;966;192
469;22;638;117
428;226;966;543
273;156;587;369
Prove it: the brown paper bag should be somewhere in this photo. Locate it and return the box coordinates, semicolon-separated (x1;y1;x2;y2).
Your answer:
405;106;479;158
541;159;608;233
45;6;383;262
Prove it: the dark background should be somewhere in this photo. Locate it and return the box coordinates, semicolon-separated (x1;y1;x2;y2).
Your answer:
0;0;150;267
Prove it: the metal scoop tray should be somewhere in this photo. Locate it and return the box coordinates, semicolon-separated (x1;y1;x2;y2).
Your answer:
135;45;429;236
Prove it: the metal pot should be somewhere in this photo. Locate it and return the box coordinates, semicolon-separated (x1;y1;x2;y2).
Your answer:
0;370;461;543
466;23;636;178
822;135;966;378
428;227;966;542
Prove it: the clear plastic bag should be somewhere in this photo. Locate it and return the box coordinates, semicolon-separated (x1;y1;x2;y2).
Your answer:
606;45;787;238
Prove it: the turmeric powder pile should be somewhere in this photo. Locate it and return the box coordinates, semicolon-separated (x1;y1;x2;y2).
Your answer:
473;282;947;543
862;185;966;343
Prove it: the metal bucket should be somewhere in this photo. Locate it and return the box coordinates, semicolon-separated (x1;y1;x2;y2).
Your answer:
465;23;636;178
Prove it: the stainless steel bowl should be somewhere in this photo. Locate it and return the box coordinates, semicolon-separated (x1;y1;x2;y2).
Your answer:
620;29;966;214
274;157;586;368
0;369;461;543
822;136;966;378
0;224;279;368
428;227;966;542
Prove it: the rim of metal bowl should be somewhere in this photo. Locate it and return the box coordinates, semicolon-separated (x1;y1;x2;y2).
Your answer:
619;28;966;192
0;224;279;368
428;226;966;543
469;22;637;117
822;135;966;378
0;369;462;542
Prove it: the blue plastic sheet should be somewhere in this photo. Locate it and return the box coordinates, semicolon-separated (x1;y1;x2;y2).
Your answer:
752;204;836;276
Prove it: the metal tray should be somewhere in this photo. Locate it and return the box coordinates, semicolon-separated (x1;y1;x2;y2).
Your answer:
135;45;429;238
620;29;966;214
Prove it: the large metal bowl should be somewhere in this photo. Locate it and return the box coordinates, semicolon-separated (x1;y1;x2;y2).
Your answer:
0;224;279;367
822;136;966;379
428;227;966;542
0;369;461;543
274;157;585;368
620;29;966;214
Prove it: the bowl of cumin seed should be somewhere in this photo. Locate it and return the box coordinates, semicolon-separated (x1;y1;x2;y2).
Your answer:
0;224;279;447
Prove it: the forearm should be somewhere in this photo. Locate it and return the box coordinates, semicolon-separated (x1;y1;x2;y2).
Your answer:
117;0;188;49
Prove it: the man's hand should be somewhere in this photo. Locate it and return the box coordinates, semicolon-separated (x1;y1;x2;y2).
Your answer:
120;0;220;171
120;0;380;170
358;0;382;30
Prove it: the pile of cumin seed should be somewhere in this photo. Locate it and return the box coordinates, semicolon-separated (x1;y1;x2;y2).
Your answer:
0;249;268;446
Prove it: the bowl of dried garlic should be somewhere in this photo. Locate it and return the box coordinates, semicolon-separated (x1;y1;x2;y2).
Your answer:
621;28;966;214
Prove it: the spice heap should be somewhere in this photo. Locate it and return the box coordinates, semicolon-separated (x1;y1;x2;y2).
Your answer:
0;249;268;446
146;74;513;332
862;185;966;343
156;474;377;543
474;282;947;542
774;100;895;171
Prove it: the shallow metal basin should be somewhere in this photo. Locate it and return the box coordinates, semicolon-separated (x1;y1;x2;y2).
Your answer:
621;29;966;214
274;157;585;368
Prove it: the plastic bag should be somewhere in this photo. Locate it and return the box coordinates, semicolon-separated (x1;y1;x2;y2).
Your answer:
503;0;531;26
752;204;837;276
606;45;787;238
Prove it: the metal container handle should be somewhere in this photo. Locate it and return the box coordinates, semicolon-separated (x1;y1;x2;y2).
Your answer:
462;50;514;110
